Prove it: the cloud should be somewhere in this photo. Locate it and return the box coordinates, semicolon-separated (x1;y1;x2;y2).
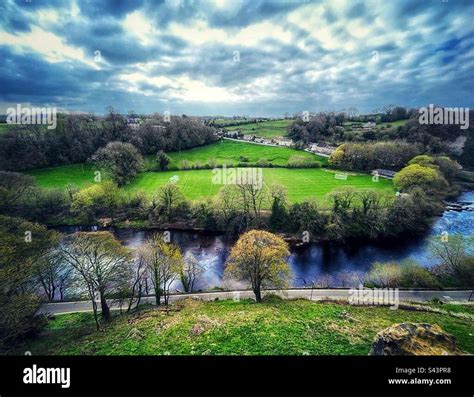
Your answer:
0;0;473;116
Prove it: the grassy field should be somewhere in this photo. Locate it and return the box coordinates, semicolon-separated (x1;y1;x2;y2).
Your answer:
231;119;292;138
14;298;474;355
126;168;393;203
150;139;322;169
29;166;393;204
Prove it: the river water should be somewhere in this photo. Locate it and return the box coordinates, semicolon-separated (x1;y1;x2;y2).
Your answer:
58;191;474;289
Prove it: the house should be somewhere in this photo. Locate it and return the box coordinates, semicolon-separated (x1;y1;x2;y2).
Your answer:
363;121;376;129
126;117;141;128
372;169;396;179
225;130;240;138
275;138;293;147
243;135;254;141
307;143;337;156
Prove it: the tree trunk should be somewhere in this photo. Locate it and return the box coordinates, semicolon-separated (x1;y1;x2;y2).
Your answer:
100;290;111;321
254;287;262;303
155;288;161;306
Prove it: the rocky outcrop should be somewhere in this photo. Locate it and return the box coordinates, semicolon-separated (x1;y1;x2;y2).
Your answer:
369;323;465;355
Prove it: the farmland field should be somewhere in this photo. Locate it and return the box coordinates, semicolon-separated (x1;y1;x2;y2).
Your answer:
29;165;394;204
151;139;324;169
27;139;328;189
231;119;292;138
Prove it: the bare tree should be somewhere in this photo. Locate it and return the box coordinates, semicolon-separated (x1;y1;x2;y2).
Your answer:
34;251;73;301
140;234;183;306
180;253;206;292
127;247;148;312
60;231;132;328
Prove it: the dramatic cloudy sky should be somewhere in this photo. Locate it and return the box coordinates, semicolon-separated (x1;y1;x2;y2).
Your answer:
1;0;473;116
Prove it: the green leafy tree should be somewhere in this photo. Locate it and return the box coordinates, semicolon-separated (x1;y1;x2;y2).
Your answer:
0;216;60;348
70;181;121;222
152;183;187;221
225;230;291;302
393;164;448;192
156;150;171;171
91;141;144;186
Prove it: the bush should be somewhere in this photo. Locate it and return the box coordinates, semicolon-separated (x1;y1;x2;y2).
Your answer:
257;158;269;167
71;181;121;222
180;159;192;170
399;261;439;288
0;294;46;351
366;261;440;289
207;158;217;168
365;262;401;288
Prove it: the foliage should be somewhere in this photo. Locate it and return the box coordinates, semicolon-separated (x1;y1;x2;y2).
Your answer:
0;216;60;347
225;230;291;302
91;141;144;186
151;183;187;222
393;163;448;193
70;181;121;222
429;235;474;287
329;141;421;171
0;112;217;171
138;234;183;305
156;150;171;171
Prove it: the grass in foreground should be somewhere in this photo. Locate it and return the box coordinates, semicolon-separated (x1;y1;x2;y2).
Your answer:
15;299;474;355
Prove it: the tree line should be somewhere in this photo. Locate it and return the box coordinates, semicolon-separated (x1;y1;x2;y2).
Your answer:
288;107;473;169
0;109;217;172
0;154;459;242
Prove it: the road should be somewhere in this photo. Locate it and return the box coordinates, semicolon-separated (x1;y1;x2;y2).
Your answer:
38;289;474;315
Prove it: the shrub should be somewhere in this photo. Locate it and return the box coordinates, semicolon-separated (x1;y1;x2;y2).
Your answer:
70;181;121;222
180;159;192;170
365;262;401;288
399;261;439;288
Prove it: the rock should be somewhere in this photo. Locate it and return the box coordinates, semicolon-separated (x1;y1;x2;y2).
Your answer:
369;323;465;356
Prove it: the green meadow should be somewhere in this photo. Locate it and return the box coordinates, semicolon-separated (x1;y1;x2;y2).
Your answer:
27;139;393;205
152;139;323;169
230;119;292;138
29;166;393;204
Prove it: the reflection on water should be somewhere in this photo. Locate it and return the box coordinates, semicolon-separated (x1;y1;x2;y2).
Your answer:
56;192;473;288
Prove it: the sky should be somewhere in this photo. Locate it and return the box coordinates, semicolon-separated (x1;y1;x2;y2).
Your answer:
0;0;473;117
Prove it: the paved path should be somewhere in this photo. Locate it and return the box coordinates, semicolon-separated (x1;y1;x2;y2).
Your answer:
38;289;474;315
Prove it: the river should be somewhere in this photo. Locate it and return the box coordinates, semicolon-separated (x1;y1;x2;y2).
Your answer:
57;191;474;289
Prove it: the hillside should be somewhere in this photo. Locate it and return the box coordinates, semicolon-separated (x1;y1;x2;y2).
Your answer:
15;298;474;355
